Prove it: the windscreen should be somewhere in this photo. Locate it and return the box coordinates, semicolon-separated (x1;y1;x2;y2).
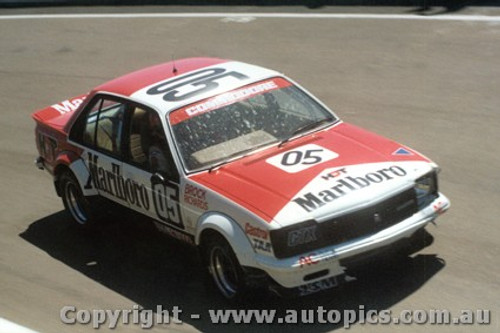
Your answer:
169;77;336;172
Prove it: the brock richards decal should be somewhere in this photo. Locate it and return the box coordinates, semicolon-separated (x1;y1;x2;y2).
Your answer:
86;152;183;228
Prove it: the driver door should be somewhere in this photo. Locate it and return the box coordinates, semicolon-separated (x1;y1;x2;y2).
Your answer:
121;106;185;231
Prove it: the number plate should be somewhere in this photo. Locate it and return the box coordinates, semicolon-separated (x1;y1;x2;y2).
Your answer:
298;276;338;296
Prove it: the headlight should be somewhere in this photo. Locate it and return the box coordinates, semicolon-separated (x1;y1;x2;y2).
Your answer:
415;171;438;208
270;220;321;259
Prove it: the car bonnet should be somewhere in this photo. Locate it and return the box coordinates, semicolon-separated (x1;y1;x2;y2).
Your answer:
189;122;434;227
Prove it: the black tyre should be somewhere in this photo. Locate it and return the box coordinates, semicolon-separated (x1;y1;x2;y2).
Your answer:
203;234;247;300
60;171;95;226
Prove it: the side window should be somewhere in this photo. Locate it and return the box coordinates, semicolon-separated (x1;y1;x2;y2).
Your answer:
129;107;148;167
81;97;125;156
81;99;101;147
95;100;125;154
128;107;178;179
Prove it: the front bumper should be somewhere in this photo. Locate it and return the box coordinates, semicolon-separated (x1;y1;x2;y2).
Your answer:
253;193;450;293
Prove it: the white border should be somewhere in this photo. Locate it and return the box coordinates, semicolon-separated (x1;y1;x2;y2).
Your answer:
0;12;500;22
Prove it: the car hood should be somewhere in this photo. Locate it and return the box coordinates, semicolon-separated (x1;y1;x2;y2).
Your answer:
190;122;435;227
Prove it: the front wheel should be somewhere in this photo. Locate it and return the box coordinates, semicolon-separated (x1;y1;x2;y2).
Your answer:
60;171;95;226
203;235;247;299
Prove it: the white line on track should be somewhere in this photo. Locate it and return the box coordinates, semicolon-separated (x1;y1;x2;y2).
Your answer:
0;12;500;22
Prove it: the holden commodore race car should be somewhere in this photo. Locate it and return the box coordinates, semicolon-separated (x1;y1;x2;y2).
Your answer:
33;57;450;298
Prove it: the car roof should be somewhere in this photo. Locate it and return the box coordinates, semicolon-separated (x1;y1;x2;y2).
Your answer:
93;57;282;117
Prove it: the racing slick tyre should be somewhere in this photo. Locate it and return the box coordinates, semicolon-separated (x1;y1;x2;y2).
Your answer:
202;234;248;300
60;171;98;227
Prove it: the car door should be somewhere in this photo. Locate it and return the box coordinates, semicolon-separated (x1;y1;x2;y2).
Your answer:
121;105;185;232
70;95;130;208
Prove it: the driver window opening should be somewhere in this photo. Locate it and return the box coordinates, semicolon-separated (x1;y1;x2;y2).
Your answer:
129;107;173;175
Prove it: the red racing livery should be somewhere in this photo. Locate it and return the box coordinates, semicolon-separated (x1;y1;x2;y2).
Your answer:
33;58;450;298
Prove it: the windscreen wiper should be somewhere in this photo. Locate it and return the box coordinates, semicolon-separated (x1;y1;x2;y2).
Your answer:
207;141;278;173
279;117;334;147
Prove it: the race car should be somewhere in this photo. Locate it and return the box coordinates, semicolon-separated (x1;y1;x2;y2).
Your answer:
32;57;450;298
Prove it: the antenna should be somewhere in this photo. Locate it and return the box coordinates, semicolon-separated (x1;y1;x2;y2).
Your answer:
172;54;178;75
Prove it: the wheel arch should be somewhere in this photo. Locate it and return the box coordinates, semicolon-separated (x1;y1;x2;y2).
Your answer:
53;151;97;197
196;212;257;268
53;163;71;196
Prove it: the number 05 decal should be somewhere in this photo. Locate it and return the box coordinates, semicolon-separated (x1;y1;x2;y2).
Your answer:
266;144;339;173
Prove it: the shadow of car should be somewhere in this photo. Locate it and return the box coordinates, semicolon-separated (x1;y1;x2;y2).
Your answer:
20;209;445;332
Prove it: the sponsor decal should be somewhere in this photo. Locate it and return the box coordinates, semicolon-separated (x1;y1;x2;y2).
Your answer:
185;81;278;116
297;249;338;269
245;223;268;240
155;223;194;245
52;97;86;115
245;223;271;252
267;144;339;173
433;200;447;215
183;183;208;210
298;276;337;296
392;147;413;156
170;78;290;125
252;239;272;253
298;254;318;268
321;168;347;181
87;152;150;210
288;225;317;247
87;152;183;229
293;165;407;213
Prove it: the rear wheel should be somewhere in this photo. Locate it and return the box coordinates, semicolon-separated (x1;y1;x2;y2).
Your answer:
60;171;95;226
203;234;247;299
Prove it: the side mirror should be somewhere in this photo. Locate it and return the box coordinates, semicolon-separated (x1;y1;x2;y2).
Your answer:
151;172;166;185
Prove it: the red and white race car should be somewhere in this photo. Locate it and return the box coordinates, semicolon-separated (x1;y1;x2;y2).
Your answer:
33;58;450;298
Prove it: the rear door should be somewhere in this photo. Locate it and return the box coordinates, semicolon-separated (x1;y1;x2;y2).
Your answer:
69;95;132;208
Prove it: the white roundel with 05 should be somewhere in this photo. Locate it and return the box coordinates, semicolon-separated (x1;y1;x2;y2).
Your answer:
266;144;339;173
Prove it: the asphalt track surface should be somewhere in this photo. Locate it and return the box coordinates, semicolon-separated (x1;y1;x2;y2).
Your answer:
0;6;499;333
